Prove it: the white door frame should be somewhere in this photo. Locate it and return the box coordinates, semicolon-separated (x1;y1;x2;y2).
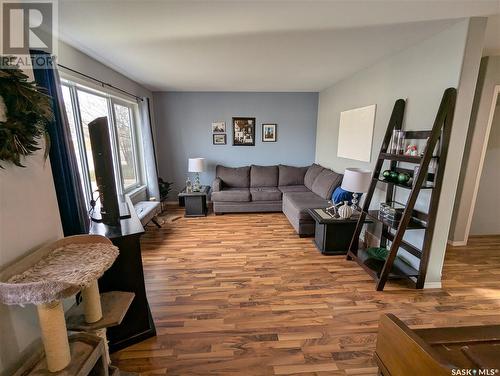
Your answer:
463;84;500;242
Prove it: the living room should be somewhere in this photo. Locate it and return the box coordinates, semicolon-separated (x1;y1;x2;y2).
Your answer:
1;1;500;375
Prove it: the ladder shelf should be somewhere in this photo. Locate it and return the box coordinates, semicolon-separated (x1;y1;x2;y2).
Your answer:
346;88;457;291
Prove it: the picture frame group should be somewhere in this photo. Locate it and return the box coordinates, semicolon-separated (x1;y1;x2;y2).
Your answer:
212;121;227;145
211;118;278;145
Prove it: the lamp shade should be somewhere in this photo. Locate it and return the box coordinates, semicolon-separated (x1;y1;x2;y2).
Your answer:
341;168;372;193
188;158;205;173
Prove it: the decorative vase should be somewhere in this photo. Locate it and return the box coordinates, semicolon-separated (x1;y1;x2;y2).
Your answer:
398;172;411;185
389;171;399;182
338;201;353;219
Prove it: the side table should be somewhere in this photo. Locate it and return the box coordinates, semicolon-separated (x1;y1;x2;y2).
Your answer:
307;208;360;255
178;186;210;217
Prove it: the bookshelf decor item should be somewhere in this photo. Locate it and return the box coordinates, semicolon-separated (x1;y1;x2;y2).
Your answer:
346;88;457;291
338;201;353;219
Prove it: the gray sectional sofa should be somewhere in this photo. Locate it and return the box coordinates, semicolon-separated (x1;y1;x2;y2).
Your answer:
212;164;343;236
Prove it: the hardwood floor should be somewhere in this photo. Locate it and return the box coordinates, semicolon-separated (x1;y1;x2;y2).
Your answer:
112;208;500;375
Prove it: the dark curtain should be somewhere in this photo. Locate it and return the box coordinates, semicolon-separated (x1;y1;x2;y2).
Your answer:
30;50;89;235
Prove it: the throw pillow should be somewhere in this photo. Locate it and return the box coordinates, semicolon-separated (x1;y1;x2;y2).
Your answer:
311;169;343;199
332;187;353;204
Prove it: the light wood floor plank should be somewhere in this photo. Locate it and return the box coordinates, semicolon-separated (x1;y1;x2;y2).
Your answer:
112;207;500;375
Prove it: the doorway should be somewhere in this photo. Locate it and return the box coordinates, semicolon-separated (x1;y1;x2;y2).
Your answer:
469;93;500;236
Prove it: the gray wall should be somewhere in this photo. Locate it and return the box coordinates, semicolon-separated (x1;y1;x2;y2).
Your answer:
154;92;318;194
470;103;500;235
315;18;485;286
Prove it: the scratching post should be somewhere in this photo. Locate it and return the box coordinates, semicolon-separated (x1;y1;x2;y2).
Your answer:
81;280;111;365
0;235;120;375
95;328;110;365
81;280;102;323
36;301;71;372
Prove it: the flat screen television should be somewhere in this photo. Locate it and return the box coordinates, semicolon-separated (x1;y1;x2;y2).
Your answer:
88;116;123;225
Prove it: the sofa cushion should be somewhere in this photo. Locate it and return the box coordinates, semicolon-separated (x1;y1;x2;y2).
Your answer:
212;177;222;192
278;165;308;186
250;165;278;188
278;185;310;193
304;163;325;190
311;169;343;199
282;191;330;220
216;165;250;188
211;188;251;202
250;187;282;201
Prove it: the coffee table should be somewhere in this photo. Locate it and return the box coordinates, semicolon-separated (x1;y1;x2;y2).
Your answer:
307;208;361;255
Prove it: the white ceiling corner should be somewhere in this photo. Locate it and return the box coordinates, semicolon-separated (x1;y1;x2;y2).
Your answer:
58;0;500;92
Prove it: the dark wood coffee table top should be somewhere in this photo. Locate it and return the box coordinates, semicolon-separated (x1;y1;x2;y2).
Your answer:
307;208;361;224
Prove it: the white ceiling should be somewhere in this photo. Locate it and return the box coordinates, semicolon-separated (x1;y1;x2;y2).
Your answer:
59;0;500;92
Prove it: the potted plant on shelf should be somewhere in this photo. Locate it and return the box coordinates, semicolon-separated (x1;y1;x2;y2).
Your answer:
158;177;173;212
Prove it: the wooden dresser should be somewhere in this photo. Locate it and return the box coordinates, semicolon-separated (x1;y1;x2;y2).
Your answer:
90;197;156;352
375;314;500;375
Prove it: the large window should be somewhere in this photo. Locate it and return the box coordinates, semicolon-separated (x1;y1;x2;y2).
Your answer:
61;79;143;205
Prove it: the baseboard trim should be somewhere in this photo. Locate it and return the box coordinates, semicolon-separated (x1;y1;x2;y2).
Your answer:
423;281;442;289
447;239;467;246
164;200;214;205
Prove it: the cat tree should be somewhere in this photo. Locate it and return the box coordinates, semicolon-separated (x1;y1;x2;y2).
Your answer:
0;235;135;375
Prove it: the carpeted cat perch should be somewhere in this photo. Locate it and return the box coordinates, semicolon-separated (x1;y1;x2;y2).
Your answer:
0;235;119;373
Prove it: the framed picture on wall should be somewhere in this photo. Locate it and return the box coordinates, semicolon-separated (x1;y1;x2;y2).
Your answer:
212;121;226;133
262;123;277;142
232;117;255;146
213;134;227;145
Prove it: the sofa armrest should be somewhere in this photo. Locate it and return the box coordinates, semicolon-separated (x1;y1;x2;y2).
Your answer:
212;178;223;192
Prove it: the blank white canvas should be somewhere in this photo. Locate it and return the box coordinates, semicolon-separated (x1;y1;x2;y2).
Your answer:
337;104;376;162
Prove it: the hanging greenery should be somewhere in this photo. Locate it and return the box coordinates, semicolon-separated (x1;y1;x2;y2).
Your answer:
0;57;53;168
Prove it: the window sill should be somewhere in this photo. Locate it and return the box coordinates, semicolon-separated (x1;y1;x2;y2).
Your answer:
125;185;147;204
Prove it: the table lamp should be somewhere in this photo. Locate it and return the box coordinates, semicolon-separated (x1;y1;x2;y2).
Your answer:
188;158;205;192
341;168;372;211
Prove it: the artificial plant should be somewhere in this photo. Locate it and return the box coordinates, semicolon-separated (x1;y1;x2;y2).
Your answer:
0;57;53;168
158;177;173;201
